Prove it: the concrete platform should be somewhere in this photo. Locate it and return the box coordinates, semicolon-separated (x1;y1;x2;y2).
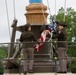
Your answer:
3;73;76;75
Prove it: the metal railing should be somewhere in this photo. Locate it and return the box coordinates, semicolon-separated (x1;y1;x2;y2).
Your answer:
0;41;76;74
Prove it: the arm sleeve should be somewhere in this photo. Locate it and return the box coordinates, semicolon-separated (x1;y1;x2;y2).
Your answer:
20;34;23;42
52;33;58;39
62;30;67;40
32;33;37;41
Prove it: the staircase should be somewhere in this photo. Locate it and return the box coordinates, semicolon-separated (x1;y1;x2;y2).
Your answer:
33;54;55;73
18;54;56;73
4;42;58;73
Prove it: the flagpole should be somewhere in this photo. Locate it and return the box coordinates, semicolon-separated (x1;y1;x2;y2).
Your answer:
64;0;66;22
55;0;56;20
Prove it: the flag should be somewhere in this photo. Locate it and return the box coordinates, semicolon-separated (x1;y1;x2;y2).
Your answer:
48;18;57;32
34;31;46;52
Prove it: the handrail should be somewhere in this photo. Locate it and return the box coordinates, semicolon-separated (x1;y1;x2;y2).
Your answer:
0;57;76;61
0;41;76;44
0;41;76;73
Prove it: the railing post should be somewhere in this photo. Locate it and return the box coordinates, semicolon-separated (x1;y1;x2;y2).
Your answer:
54;57;58;75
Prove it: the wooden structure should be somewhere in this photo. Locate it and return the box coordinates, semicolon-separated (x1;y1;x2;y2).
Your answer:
25;3;48;25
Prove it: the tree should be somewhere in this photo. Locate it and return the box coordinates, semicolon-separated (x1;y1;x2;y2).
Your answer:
0;45;8;74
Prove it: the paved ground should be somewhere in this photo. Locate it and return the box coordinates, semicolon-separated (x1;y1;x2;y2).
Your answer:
3;73;76;75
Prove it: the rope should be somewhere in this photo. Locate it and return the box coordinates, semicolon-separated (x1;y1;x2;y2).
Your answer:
47;0;52;17
47;32;53;58
13;0;16;19
46;0;55;57
41;4;47;24
47;0;56;57
5;0;11;40
64;0;66;22
55;0;56;20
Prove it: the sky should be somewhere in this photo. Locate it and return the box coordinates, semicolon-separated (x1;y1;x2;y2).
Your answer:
0;0;76;43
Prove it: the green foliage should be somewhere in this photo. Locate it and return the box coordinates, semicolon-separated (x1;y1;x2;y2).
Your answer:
70;61;76;73
68;46;76;57
0;49;7;59
0;62;4;74
0;46;7;74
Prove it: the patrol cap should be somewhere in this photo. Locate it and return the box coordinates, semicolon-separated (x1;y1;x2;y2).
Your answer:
24;23;31;31
59;22;67;27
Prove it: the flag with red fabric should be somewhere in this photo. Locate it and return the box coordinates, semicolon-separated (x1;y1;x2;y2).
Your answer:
34;30;51;52
34;30;47;52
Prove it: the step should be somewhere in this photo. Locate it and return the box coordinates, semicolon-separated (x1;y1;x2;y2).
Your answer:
4;69;19;73
34;54;50;58
3;73;76;75
19;62;56;73
33;60;56;72
34;62;55;66
33;66;55;72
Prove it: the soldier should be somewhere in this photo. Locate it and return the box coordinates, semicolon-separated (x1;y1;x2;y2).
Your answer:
57;22;67;73
20;23;37;74
56;22;68;73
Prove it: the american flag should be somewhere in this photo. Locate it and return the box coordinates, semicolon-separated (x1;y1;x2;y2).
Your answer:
34;18;57;52
48;18;57;32
34;31;46;52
